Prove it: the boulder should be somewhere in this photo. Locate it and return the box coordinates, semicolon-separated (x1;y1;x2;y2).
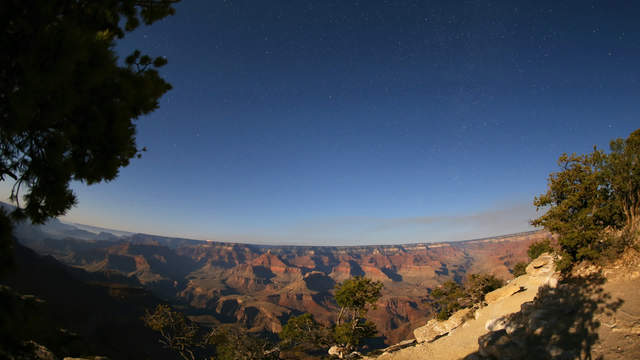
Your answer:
414;307;472;343
485;315;508;332
484;254;559;306
484;282;525;304
328;345;345;358
525;253;555;276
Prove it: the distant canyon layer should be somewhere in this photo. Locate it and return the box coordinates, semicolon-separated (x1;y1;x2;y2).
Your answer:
13;216;550;345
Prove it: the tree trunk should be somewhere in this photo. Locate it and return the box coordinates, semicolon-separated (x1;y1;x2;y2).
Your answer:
336;307;345;325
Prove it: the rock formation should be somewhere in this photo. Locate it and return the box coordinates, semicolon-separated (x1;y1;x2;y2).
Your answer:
14;227;550;345
371;253;559;359
371;249;640;359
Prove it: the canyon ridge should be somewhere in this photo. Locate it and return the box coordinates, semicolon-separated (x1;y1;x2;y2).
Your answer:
13;216;550;345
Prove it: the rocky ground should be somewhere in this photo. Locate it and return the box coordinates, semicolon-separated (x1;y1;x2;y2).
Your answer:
367;253;559;360
369;249;640;360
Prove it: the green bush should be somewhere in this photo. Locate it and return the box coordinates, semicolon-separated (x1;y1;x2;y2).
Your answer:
430;280;465;320
527;239;553;260
430;274;503;321
511;262;527;277
280;313;330;351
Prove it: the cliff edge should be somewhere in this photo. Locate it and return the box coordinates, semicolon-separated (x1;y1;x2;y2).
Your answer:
368;253;559;360
369;250;640;360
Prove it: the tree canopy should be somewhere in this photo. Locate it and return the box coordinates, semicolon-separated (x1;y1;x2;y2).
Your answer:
532;128;640;268
1;0;177;222
0;0;178;274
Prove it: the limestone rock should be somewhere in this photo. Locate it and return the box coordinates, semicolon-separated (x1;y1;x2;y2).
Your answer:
329;345;345;358
413;307;471;343
485;315;508;332
379;339;416;354
484;282;525;303
484;253;559;306
525;253;555;276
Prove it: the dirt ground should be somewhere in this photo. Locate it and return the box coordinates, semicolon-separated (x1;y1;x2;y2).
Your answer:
590;253;640;360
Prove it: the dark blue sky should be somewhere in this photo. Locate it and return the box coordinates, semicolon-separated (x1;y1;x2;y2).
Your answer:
5;0;639;244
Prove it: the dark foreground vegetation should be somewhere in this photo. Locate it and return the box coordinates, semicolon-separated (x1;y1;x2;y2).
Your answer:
141;276;383;359
1;0;179;358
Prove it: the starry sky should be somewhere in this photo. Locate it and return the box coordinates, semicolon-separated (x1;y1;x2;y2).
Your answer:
3;0;640;245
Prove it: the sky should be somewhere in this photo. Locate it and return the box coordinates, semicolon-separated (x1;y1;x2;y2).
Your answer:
3;0;640;245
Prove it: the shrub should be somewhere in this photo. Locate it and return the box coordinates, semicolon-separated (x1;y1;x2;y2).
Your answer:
430;274;503;321
512;262;527;277
527;239;553;260
208;325;278;360
430;280;465;320
465;274;504;305
143;305;201;360
280;313;330;351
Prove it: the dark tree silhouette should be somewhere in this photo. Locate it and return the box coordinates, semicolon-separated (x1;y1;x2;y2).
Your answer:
0;0;179;275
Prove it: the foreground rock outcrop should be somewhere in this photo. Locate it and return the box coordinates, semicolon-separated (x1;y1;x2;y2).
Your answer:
372;249;640;360
413;308;472;343
370;253;559;359
467;250;640;360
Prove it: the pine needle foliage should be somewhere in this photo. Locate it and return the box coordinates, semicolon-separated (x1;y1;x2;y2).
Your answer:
532;128;640;270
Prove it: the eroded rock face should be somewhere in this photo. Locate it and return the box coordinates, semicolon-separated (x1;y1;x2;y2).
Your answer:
468;255;638;360
484;252;558;305
369;251;561;359
484;282;525;304
525;253;555;277
19;227;551;346
413;307;472;343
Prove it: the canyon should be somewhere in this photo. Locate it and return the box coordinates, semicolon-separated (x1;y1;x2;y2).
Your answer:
13;217;550;345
